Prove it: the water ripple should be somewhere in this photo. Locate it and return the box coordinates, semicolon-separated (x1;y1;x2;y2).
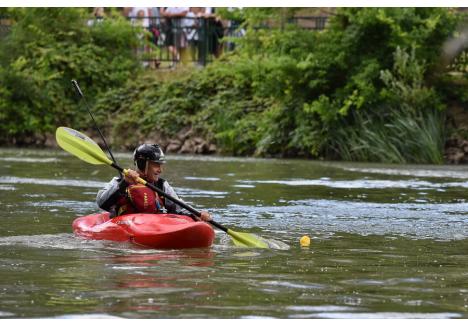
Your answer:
0;176;106;188
53;314;122;319
0;311;15;317
0;157;59;163
290;312;461;318
262;280;326;290
184;177;221;181
27;200;97;213
240;178;468;190
223;200;468;240
0;234;83;249
0;185;16;191
176;187;229;198
339;166;468;179
287;305;358;312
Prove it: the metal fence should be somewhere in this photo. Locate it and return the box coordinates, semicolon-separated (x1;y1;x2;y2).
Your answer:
0;15;329;68
125;16;244;69
2;14;466;72
125;16;328;69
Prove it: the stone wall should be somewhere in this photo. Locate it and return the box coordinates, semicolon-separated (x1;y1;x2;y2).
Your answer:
141;126;217;155
444;104;468;164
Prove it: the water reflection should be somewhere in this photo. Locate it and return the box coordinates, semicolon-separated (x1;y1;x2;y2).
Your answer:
99;250;217;315
109;250;215;268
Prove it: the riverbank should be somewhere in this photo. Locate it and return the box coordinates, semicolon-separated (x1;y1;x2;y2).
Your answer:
6;118;468;165
445;104;468;164
1;8;466;165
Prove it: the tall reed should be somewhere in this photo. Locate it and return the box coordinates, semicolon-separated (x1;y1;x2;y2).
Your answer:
334;109;445;164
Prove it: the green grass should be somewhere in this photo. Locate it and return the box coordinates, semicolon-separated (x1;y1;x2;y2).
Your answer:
333;108;445;164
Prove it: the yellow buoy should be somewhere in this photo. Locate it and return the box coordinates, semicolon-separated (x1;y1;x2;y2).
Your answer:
300;235;311;247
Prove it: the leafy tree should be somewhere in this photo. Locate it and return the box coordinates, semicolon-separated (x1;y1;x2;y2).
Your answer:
93;8;462;162
1;8;465;164
0;8;140;144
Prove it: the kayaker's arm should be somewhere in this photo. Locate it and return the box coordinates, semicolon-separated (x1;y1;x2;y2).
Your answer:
162;181;190;215
96;177;127;212
161;181;212;221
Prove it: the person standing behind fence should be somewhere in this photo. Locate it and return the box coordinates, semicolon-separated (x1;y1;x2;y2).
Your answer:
194;8;224;65
148;7;162;47
135;9;148;67
87;7;105;26
126;7;156;68
184;8;201;61
161;7;189;67
184;8;201;43
202;8;224;58
127;7;151;27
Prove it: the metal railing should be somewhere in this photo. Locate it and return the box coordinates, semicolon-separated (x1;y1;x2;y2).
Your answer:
126;16;242;68
0;15;328;68
125;15;328;68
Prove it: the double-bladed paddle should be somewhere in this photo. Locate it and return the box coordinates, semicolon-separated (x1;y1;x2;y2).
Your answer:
56;126;269;248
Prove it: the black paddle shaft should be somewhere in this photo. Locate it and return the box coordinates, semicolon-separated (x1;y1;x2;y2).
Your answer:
110;163;228;233
71;80;119;167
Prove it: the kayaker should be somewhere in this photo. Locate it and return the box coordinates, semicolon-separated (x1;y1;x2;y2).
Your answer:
96;143;212;221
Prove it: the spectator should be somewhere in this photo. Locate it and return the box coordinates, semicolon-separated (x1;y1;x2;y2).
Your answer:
147;8;162;67
202;8;224;58
161;7;189;67
127;7;159;68
150;7;162;26
87;7;105;26
135;10;147;65
184;7;202;61
127;7;151;28
194;7;224;65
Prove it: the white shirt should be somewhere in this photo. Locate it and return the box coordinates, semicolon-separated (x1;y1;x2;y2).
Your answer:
129;7;151;28
164;7;189;16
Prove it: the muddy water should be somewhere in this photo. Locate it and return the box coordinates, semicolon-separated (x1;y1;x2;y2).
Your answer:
0;148;466;318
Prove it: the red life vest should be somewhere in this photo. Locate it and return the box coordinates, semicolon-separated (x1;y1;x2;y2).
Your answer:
116;184;165;216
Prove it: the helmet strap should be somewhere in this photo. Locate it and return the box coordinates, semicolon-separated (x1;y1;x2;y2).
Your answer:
144;160;149;178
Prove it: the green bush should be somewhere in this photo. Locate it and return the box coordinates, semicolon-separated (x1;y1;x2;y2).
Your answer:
93;63;273;154
331;47;446;163
1;8;465;164
288;8;458;156
93;8;461;161
0;8;140;144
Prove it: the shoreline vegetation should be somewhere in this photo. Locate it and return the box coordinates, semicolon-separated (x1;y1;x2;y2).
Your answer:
0;8;467;164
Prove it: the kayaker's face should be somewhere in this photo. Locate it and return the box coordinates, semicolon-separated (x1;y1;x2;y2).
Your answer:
143;161;162;183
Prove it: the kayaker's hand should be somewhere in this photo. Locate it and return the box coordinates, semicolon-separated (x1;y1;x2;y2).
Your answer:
124;169;141;185
200;211;212;222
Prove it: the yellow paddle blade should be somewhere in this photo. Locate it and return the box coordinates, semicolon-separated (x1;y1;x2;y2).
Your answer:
55;127;112;166
227;229;269;248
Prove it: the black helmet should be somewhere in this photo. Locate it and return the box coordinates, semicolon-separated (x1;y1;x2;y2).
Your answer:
133;144;166;171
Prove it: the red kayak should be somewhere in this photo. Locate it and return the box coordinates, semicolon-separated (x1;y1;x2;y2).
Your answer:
72;212;215;249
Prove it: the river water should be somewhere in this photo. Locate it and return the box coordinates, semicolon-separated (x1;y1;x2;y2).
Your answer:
0;148;467;318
